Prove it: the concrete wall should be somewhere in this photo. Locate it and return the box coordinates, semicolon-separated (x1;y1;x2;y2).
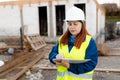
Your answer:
0;5;21;36
0;4;40;36
97;8;105;43
23;4;39;35
86;0;97;38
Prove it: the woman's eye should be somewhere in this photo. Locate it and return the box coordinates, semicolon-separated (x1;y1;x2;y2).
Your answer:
74;23;78;25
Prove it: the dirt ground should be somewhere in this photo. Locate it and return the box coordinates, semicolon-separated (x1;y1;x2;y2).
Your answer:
18;37;120;80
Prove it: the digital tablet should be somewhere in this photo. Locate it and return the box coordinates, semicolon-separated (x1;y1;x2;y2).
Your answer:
53;58;91;63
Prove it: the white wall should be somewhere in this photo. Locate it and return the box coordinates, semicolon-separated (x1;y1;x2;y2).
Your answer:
97;8;105;43
0;4;40;36
86;0;97;38
23;4;39;35
0;5;21;36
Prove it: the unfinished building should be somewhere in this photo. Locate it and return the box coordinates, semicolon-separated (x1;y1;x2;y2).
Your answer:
0;0;105;44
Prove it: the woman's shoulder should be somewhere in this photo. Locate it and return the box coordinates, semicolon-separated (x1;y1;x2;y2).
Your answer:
86;35;95;41
85;35;97;45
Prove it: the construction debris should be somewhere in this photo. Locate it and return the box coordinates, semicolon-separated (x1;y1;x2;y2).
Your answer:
25;34;46;51
0;42;7;48
97;43;120;56
0;34;46;80
0;49;44;80
0;33;120;80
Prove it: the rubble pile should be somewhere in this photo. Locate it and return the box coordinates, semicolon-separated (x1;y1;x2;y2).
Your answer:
25;70;44;80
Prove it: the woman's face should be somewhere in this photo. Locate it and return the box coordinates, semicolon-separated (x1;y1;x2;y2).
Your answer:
67;21;82;36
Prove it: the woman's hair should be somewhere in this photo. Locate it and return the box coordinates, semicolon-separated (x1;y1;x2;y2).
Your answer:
60;21;90;48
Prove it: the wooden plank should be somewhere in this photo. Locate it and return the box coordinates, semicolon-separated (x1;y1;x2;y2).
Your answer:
32;66;57;70
0;59;28;78
32;66;120;73
0;48;40;73
0;0;54;5
107;53;120;56
0;48;44;80
110;48;120;50
6;45;24;49
0;52;28;73
6;52;44;80
95;68;120;72
0;50;37;77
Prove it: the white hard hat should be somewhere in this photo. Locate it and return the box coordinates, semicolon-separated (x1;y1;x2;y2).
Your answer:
65;6;85;21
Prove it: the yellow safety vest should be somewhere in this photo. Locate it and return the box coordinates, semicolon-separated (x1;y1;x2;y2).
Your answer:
57;35;94;80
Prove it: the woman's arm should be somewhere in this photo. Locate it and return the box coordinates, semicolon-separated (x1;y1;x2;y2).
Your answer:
49;42;59;64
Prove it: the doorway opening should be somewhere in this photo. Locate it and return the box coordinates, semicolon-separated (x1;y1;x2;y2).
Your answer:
55;5;65;35
38;7;48;36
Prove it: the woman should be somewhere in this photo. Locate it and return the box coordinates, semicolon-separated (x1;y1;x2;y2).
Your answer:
49;6;98;80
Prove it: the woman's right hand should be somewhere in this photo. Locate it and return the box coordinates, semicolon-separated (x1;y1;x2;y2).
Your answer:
53;54;64;64
53;54;70;68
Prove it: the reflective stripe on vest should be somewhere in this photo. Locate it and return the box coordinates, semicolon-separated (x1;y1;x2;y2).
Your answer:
57;71;93;79
57;35;93;80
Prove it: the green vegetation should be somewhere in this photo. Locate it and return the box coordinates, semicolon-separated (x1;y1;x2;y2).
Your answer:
106;17;120;22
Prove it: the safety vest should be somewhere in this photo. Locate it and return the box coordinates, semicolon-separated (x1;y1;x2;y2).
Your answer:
57;35;94;80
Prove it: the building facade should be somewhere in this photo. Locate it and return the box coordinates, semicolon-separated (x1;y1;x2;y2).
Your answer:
0;0;105;43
